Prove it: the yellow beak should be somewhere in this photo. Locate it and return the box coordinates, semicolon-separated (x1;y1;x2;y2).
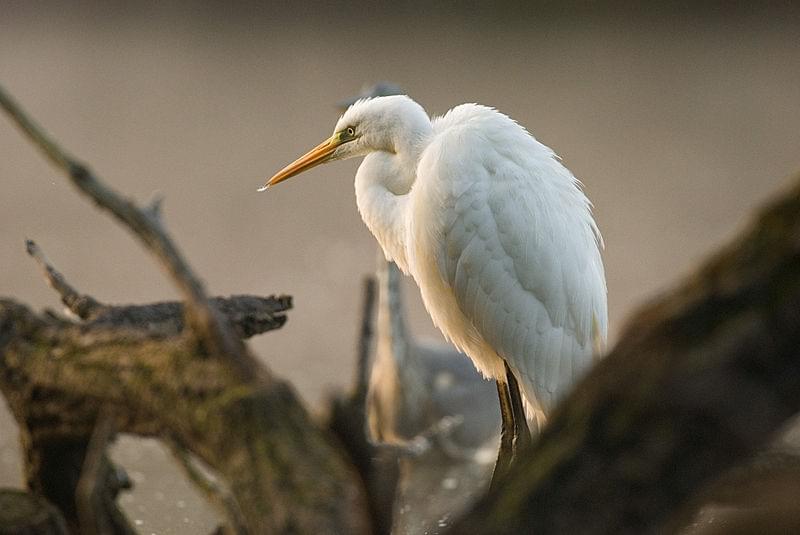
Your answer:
259;134;341;191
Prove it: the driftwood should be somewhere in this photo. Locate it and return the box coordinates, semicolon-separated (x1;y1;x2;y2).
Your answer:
0;490;68;535
2;82;800;534
0;86;369;535
0;489;68;535
1;244;292;534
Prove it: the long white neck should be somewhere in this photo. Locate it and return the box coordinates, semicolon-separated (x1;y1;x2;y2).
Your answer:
354;122;431;274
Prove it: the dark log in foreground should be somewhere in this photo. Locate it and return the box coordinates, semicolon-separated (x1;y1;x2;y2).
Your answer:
448;177;800;534
0;490;68;535
664;447;800;533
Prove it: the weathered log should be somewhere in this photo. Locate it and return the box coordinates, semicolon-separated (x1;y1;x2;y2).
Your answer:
25;239;293;338
0;84;371;534
5;243;302;534
448;177;800;533
0;299;369;534
0;490;68;535
666;447;800;533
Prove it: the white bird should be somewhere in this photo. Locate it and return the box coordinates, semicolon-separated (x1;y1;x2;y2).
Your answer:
261;95;607;484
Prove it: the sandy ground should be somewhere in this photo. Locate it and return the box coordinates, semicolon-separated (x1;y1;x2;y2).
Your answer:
1;4;799;533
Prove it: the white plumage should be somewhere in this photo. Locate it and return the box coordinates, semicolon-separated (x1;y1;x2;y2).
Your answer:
263;95;607;429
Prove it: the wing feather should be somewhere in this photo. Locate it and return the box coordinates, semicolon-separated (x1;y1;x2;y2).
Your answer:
417;104;607;412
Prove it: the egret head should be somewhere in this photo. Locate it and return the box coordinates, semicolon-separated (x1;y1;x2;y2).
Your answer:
260;95;429;190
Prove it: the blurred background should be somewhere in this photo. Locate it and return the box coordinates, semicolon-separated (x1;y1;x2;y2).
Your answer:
2;2;799;533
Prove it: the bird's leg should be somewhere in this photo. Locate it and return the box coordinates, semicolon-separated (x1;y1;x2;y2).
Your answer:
505;362;532;456
490;379;514;490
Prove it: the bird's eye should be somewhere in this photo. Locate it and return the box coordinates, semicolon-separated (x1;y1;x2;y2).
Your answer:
346;127;355;137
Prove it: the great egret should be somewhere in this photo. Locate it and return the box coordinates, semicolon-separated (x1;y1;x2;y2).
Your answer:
261;95;607;484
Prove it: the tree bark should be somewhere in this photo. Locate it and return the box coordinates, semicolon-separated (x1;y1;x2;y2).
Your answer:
0;83;370;534
0;299;369;534
0;490;69;535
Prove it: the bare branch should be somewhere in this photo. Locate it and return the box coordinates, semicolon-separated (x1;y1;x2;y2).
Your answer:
25;239;105;320
144;193;164;223
75;415;136;535
86;295;291;339
0;85;251;378
76;416;114;535
355;276;377;406
0;86;369;534
24;239;291;337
